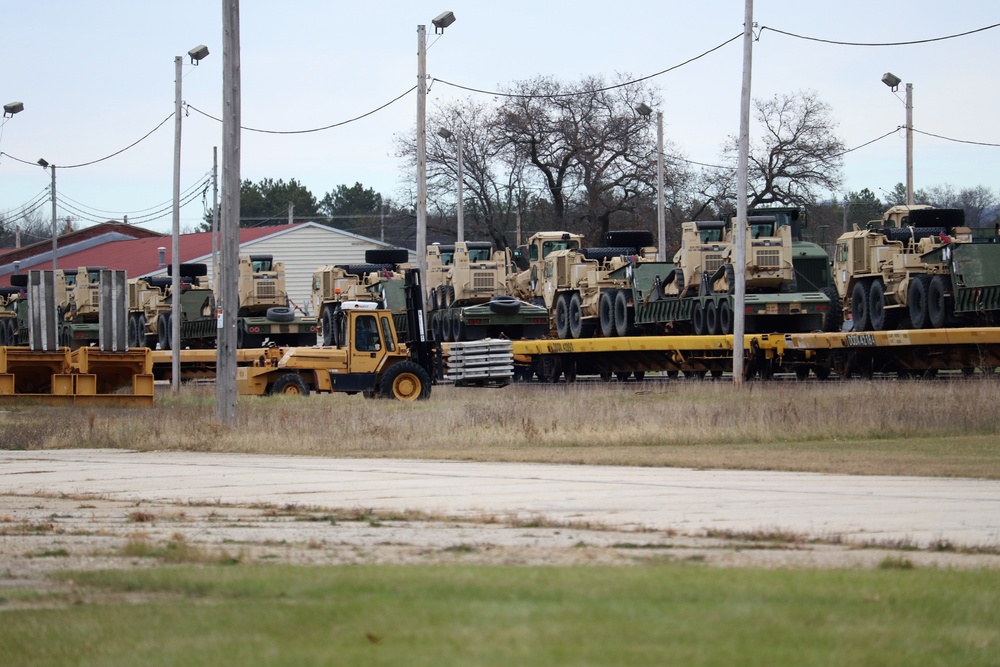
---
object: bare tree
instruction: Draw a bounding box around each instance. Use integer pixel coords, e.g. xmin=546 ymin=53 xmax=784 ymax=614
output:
xmin=707 ymin=90 xmax=845 ymax=213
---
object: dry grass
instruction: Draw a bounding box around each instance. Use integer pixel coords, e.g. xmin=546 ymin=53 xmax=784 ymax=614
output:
xmin=1 ymin=378 xmax=998 ymax=477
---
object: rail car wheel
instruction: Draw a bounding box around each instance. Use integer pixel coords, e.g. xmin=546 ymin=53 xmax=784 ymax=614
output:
xmin=599 ymin=290 xmax=617 ymax=337
xmin=633 ymin=371 xmax=646 ymax=381
xmin=795 ymin=366 xmax=810 ymax=381
xmin=270 ymin=373 xmax=310 ymax=396
xmin=718 ymin=299 xmax=733 ymax=335
xmin=850 ymin=280 xmax=871 ymax=331
xmin=615 ymin=372 xmax=630 ymax=381
xmin=692 ymin=301 xmax=707 ymax=336
xmin=868 ymin=279 xmax=888 ymax=331
xmin=908 ymin=275 xmax=932 ymax=329
xmin=568 ymin=293 xmax=584 ymax=339
xmin=928 ymin=275 xmax=952 ymax=329
xmin=599 ymin=372 xmax=613 ymax=382
xmin=378 ymin=361 xmax=431 ymax=401
xmin=705 ymin=300 xmax=719 ymax=335
xmin=555 ymin=294 xmax=571 ymax=339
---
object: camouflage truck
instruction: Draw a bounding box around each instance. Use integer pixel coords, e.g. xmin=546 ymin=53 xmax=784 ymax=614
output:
xmin=234 ymin=254 xmax=318 ymax=348
xmin=832 ymin=205 xmax=1000 ymax=330
xmin=127 ymin=263 xmax=215 ymax=349
xmin=425 ymin=241 xmax=548 ymax=342
xmin=56 ymin=266 xmax=105 ymax=349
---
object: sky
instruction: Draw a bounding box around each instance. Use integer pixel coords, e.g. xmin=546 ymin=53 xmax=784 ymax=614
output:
xmin=1 ymin=1 xmax=997 ymax=237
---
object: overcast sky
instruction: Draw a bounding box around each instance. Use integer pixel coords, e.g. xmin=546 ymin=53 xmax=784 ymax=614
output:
xmin=1 ymin=1 xmax=997 ymax=236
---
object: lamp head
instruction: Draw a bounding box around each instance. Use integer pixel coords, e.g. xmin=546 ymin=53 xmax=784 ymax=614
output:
xmin=37 ymin=158 xmax=49 ymax=168
xmin=3 ymin=101 xmax=24 ymax=118
xmin=188 ymin=44 xmax=210 ymax=65
xmin=432 ymin=11 xmax=456 ymax=34
xmin=881 ymin=72 xmax=901 ymax=92
xmin=437 ymin=127 xmax=453 ymax=140
xmin=635 ymin=102 xmax=653 ymax=117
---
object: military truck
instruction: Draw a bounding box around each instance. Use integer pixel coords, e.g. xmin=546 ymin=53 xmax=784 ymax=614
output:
xmin=127 ymin=263 xmax=215 ymax=349
xmin=832 ymin=205 xmax=1000 ymax=330
xmin=507 ymin=230 xmax=657 ymax=339
xmin=237 ymin=269 xmax=438 ymax=400
xmin=56 ymin=267 xmax=105 ymax=349
xmin=425 ymin=241 xmax=548 ymax=342
xmin=0 ymin=277 xmax=26 ymax=346
xmin=311 ymin=249 xmax=410 ymax=346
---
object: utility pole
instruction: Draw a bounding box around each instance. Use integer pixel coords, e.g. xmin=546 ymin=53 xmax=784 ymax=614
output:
xmin=732 ymin=0 xmax=754 ymax=386
xmin=171 ymin=54 xmax=183 ymax=392
xmin=655 ymin=111 xmax=665 ymax=260
xmin=415 ymin=23 xmax=428 ymax=280
xmin=217 ymin=0 xmax=241 ymax=426
xmin=49 ymin=164 xmax=57 ymax=271
xmin=905 ymin=82 xmax=914 ymax=206
xmin=456 ymin=133 xmax=464 ymax=243
xmin=211 ymin=146 xmax=219 ymax=288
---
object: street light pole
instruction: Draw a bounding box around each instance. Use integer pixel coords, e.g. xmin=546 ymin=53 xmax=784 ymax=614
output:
xmin=881 ymin=72 xmax=913 ymax=206
xmin=732 ymin=0 xmax=755 ymax=386
xmin=37 ymin=159 xmax=57 ymax=271
xmin=635 ymin=103 xmax=666 ymax=260
xmin=416 ymin=24 xmax=428 ymax=280
xmin=437 ymin=127 xmax=464 ymax=243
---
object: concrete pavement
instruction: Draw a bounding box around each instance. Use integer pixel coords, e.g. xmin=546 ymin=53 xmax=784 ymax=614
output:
xmin=2 ymin=449 xmax=999 ymax=547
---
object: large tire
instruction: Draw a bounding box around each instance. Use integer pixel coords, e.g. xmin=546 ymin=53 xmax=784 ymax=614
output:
xmin=430 ymin=311 xmax=442 ymax=341
xmin=928 ymin=275 xmax=952 ymax=329
xmin=718 ymin=299 xmax=733 ymax=335
xmin=442 ymin=285 xmax=455 ymax=309
xmin=705 ymin=300 xmax=719 ymax=335
xmin=820 ymin=286 xmax=842 ymax=332
xmin=692 ymin=301 xmax=707 ymax=336
xmin=851 ymin=280 xmax=871 ymax=331
xmin=378 ymin=361 xmax=431 ymax=401
xmin=266 ymin=306 xmax=295 ymax=323
xmin=613 ymin=289 xmax=635 ymax=337
xmin=441 ymin=308 xmax=453 ymax=342
xmin=674 ymin=268 xmax=685 ymax=294
xmin=580 ymin=247 xmax=635 ymax=262
xmin=168 ymin=262 xmax=208 ymax=277
xmin=365 ymin=248 xmax=409 ymax=265
xmin=321 ymin=307 xmax=336 ymax=346
xmin=868 ymin=279 xmax=888 ymax=331
xmin=908 ymin=275 xmax=932 ymax=329
xmin=599 ymin=290 xmax=617 ymax=337
xmin=452 ymin=310 xmax=465 ymax=342
xmin=488 ymin=295 xmax=521 ymax=315
xmin=568 ymin=292 xmax=584 ymax=339
xmin=270 ymin=372 xmax=310 ymax=396
xmin=604 ymin=230 xmax=655 ymax=250
xmin=555 ymin=294 xmax=570 ymax=339
xmin=157 ymin=313 xmax=171 ymax=350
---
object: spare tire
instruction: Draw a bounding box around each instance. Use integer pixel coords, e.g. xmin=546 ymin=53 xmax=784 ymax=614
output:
xmin=9 ymin=274 xmax=28 ymax=288
xmin=604 ymin=230 xmax=655 ymax=249
xmin=339 ymin=263 xmax=394 ymax=277
xmin=488 ymin=295 xmax=521 ymax=315
xmin=168 ymin=263 xmax=208 ymax=277
xmin=147 ymin=277 xmax=173 ymax=290
xmin=365 ymin=248 xmax=410 ymax=265
xmin=581 ymin=247 xmax=636 ymax=262
xmin=266 ymin=306 xmax=295 ymax=323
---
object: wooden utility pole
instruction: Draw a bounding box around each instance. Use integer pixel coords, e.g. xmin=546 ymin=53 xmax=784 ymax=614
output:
xmin=732 ymin=0 xmax=754 ymax=386
xmin=217 ymin=0 xmax=241 ymax=425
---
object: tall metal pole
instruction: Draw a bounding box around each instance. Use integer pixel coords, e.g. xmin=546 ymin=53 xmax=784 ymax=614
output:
xmin=171 ymin=55 xmax=183 ymax=392
xmin=456 ymin=133 xmax=465 ymax=243
xmin=211 ymin=146 xmax=219 ymax=285
xmin=655 ymin=111 xmax=665 ymax=260
xmin=415 ymin=24 xmax=428 ymax=281
xmin=905 ymin=82 xmax=913 ymax=206
xmin=49 ymin=165 xmax=57 ymax=271
xmin=217 ymin=0 xmax=241 ymax=426
xmin=732 ymin=0 xmax=754 ymax=386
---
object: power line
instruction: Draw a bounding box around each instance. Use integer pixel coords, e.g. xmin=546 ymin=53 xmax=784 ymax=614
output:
xmin=758 ymin=22 xmax=1000 ymax=47
xmin=58 ymin=170 xmax=212 ymax=217
xmin=186 ymin=85 xmax=417 ymax=135
xmin=912 ymin=128 xmax=1000 ymax=148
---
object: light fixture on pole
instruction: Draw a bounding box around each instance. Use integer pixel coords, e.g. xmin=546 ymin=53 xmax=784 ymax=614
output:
xmin=171 ymin=44 xmax=210 ymax=392
xmin=417 ymin=11 xmax=456 ymax=282
xmin=882 ymin=71 xmax=913 ymax=206
xmin=3 ymin=101 xmax=24 ymax=118
xmin=437 ymin=127 xmax=465 ymax=243
xmin=636 ymin=102 xmax=665 ymax=260
xmin=37 ymin=158 xmax=58 ymax=272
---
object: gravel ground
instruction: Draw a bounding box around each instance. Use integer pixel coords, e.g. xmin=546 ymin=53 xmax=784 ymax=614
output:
xmin=3 ymin=492 xmax=999 ymax=602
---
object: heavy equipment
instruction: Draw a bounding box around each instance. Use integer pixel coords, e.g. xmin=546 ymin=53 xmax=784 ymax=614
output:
xmin=831 ymin=205 xmax=1000 ymax=330
xmin=237 ymin=269 xmax=438 ymax=400
xmin=56 ymin=267 xmax=106 ymax=349
xmin=127 ymin=263 xmax=215 ymax=349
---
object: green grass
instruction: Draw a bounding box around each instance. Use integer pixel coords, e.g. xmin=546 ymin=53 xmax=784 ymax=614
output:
xmin=1 ymin=565 xmax=997 ymax=666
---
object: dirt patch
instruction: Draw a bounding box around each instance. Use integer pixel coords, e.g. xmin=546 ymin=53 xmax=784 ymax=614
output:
xmin=3 ymin=492 xmax=999 ymax=602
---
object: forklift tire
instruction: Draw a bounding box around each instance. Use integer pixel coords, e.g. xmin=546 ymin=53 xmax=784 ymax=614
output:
xmin=266 ymin=306 xmax=295 ymax=323
xmin=378 ymin=361 xmax=431 ymax=401
xmin=270 ymin=373 xmax=310 ymax=396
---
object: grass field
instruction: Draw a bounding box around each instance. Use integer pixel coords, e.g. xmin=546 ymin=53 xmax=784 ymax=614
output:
xmin=2 ymin=378 xmax=999 ymax=477
xmin=1 ymin=565 xmax=998 ymax=666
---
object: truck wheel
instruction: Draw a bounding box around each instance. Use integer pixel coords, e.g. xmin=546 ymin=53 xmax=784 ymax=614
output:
xmin=441 ymin=308 xmax=453 ymax=342
xmin=908 ymin=275 xmax=931 ymax=329
xmin=613 ymin=290 xmax=636 ymax=337
xmin=555 ymin=294 xmax=570 ymax=339
xmin=692 ymin=301 xmax=707 ymax=336
xmin=599 ymin=290 xmax=617 ymax=337
xmin=568 ymin=293 xmax=584 ymax=339
xmin=452 ymin=311 xmax=465 ymax=341
xmin=851 ymin=280 xmax=871 ymax=331
xmin=718 ymin=299 xmax=733 ymax=335
xmin=443 ymin=285 xmax=455 ymax=308
xmin=157 ymin=313 xmax=171 ymax=350
xmin=430 ymin=311 xmax=442 ymax=341
xmin=270 ymin=373 xmax=310 ymax=396
xmin=820 ymin=287 xmax=842 ymax=332
xmin=674 ymin=268 xmax=685 ymax=295
xmin=868 ymin=279 xmax=888 ymax=331
xmin=266 ymin=306 xmax=295 ymax=323
xmin=365 ymin=248 xmax=409 ymax=265
xmin=321 ymin=308 xmax=335 ymax=346
xmin=379 ymin=361 xmax=431 ymax=401
xmin=705 ymin=300 xmax=719 ymax=335
xmin=928 ymin=275 xmax=952 ymax=329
